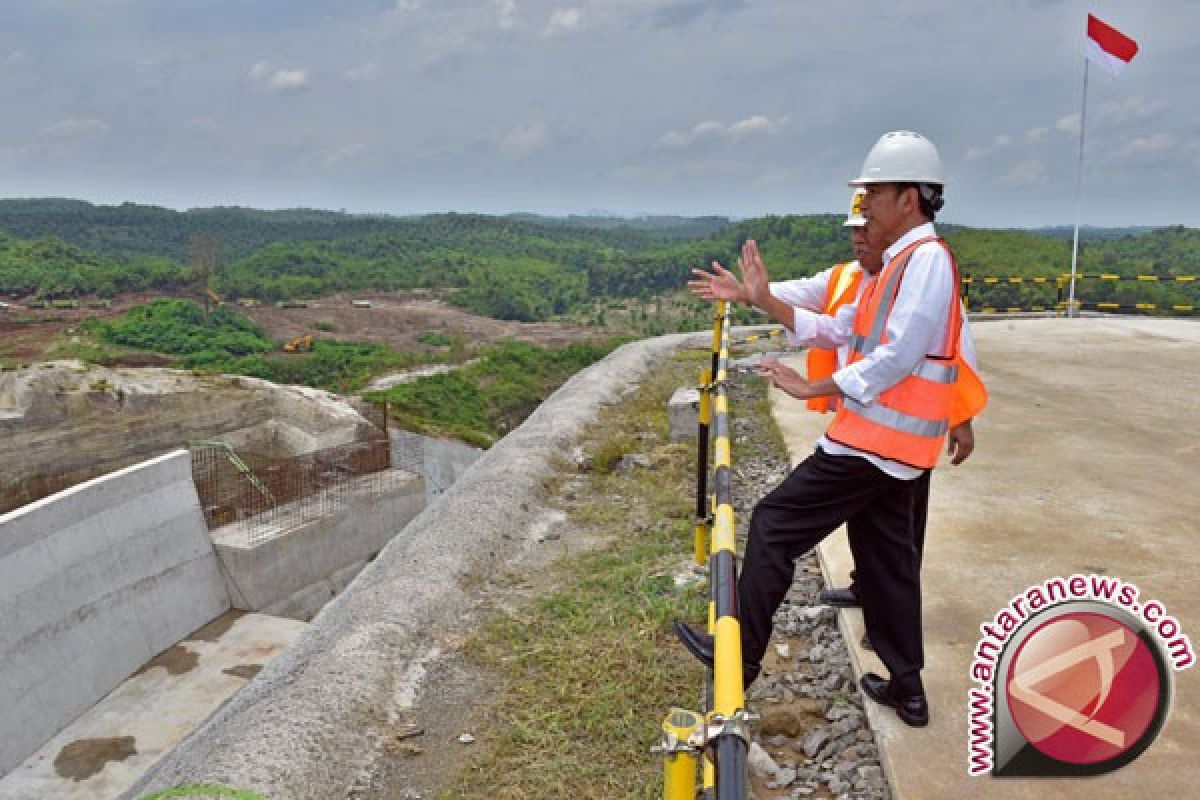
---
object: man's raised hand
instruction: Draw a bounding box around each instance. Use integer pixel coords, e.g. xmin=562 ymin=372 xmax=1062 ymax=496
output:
xmin=740 ymin=239 xmax=770 ymax=305
xmin=687 ymin=260 xmax=746 ymax=303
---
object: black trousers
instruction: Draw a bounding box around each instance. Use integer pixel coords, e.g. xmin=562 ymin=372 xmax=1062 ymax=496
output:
xmin=738 ymin=447 xmax=926 ymax=696
xmin=848 ymin=468 xmax=931 ymax=591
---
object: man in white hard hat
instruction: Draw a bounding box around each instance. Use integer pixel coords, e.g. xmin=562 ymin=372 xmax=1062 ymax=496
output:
xmin=676 ymin=131 xmax=987 ymax=727
xmin=687 ymin=189 xmax=981 ymax=635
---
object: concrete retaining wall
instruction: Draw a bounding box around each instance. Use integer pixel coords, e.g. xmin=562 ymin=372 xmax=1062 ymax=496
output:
xmin=389 ymin=430 xmax=483 ymax=502
xmin=0 ymin=451 xmax=230 ymax=776
xmin=211 ymin=470 xmax=426 ymax=621
xmin=127 ymin=331 xmax=712 ymax=800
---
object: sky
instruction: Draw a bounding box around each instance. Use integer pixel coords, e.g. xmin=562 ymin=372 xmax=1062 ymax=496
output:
xmin=0 ymin=0 xmax=1192 ymax=227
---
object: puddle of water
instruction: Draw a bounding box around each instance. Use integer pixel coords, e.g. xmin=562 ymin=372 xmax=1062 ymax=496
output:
xmin=53 ymin=736 xmax=137 ymax=781
xmin=222 ymin=664 xmax=264 ymax=680
xmin=135 ymin=644 xmax=199 ymax=676
xmin=186 ymin=610 xmax=247 ymax=643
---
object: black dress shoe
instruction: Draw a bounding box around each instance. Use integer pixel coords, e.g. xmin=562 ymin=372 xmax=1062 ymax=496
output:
xmin=859 ymin=672 xmax=929 ymax=727
xmin=671 ymin=620 xmax=762 ymax=686
xmin=817 ymin=587 xmax=861 ymax=608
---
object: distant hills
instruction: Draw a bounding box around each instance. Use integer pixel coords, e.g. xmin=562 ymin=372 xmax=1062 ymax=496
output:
xmin=0 ymin=199 xmax=1195 ymax=319
xmin=1026 ymin=225 xmax=1164 ymax=241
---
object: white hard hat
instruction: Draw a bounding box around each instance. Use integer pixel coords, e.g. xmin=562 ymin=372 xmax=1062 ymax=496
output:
xmin=843 ymin=188 xmax=867 ymax=227
xmin=849 ymin=130 xmax=945 ymax=186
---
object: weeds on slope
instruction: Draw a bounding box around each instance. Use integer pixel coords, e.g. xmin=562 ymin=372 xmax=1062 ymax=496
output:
xmin=441 ymin=349 xmax=735 ymax=800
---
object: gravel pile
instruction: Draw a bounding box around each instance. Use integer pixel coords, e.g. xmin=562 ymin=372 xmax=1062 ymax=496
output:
xmin=726 ymin=377 xmax=891 ymax=800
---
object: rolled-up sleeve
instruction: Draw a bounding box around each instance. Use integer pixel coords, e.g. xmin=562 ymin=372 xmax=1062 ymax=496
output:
xmin=786 ymin=303 xmax=856 ymax=349
xmin=769 ymin=270 xmax=830 ymax=313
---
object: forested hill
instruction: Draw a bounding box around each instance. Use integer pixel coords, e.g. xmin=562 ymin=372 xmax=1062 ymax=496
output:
xmin=0 ymin=201 xmax=1195 ymax=318
xmin=0 ymin=199 xmax=729 ymax=262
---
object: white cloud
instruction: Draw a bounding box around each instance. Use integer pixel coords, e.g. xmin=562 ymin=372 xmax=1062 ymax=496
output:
xmin=998 ymin=158 xmax=1049 ymax=187
xmin=1055 ymin=113 xmax=1082 ymax=136
xmin=544 ymin=7 xmax=582 ymax=36
xmin=965 ymin=133 xmax=1014 ymax=161
xmin=728 ymin=115 xmax=781 ymax=139
xmin=2 ymin=50 xmax=28 ymax=67
xmin=248 ymin=62 xmax=311 ymax=93
xmin=1025 ymin=126 xmax=1050 ymax=142
xmin=267 ymin=69 xmax=310 ymax=92
xmin=1096 ymin=95 xmax=1165 ymax=124
xmin=657 ymin=115 xmax=783 ymax=148
xmin=501 ymin=122 xmax=549 ymax=159
xmin=496 ymin=0 xmax=518 ymax=30
xmin=1111 ymin=133 xmax=1174 ymax=160
xmin=43 ymin=118 xmax=110 ymax=139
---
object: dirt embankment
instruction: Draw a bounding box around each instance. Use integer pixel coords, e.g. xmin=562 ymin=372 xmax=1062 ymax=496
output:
xmin=0 ymin=290 xmax=605 ymax=367
xmin=239 ymin=292 xmax=602 ymax=354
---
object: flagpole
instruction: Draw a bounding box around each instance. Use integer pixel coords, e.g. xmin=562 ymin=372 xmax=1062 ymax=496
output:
xmin=1067 ymin=57 xmax=1090 ymax=319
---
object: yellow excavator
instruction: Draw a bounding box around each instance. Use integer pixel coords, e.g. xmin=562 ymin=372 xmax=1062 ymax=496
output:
xmin=283 ymin=334 xmax=314 ymax=353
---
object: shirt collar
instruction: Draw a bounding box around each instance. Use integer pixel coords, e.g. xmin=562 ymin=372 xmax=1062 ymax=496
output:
xmin=884 ymin=222 xmax=938 ymax=264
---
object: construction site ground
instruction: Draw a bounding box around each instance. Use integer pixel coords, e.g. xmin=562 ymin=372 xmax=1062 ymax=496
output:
xmin=770 ymin=316 xmax=1200 ymax=798
xmin=0 ymin=290 xmax=601 ymax=368
xmin=239 ymin=291 xmax=599 ymax=353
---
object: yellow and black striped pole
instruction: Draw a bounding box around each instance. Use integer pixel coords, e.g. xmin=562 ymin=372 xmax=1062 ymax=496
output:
xmin=662 ymin=304 xmax=750 ymax=800
xmin=707 ymin=303 xmax=749 ymax=799
xmin=660 ymin=708 xmax=703 ymax=800
xmin=693 ymin=300 xmax=724 ymax=566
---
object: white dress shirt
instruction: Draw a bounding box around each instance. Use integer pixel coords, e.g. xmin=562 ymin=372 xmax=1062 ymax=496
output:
xmin=770 ymin=223 xmax=978 ymax=480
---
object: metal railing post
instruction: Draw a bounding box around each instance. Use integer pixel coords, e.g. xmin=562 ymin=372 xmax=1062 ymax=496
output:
xmin=707 ymin=304 xmax=749 ymax=800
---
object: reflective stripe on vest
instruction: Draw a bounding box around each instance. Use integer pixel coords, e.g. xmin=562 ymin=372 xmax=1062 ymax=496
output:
xmin=825 ymin=236 xmax=961 ymax=469
xmin=842 ymin=397 xmax=948 ymax=438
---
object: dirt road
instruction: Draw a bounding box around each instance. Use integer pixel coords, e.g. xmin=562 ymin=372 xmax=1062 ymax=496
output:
xmin=770 ymin=317 xmax=1200 ymax=799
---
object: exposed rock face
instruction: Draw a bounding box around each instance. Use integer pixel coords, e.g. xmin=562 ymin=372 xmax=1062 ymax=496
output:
xmin=0 ymin=361 xmax=376 ymax=513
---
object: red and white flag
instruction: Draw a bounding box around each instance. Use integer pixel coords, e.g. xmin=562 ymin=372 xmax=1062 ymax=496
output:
xmin=1086 ymin=13 xmax=1138 ymax=78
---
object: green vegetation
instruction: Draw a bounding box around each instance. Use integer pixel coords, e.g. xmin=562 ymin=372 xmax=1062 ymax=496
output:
xmin=0 ymin=230 xmax=185 ymax=299
xmin=217 ymin=340 xmax=439 ymax=394
xmin=441 ymin=353 xmax=710 ymax=799
xmin=368 ymin=339 xmax=625 ymax=447
xmin=416 ymin=331 xmax=455 ymax=346
xmin=0 ymin=203 xmax=1196 ymax=319
xmin=89 ymin=299 xmax=274 ymax=360
xmin=86 ymin=299 xmax=441 ymax=393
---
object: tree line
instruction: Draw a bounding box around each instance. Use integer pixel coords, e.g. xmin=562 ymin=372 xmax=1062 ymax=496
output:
xmin=0 ymin=203 xmax=1196 ymax=318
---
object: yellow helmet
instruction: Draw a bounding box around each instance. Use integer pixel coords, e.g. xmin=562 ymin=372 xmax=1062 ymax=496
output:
xmin=843 ymin=188 xmax=867 ymax=227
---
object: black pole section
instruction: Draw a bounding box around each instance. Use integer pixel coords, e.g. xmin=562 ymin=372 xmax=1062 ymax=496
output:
xmin=714 ymin=736 xmax=748 ymax=800
xmin=696 ymin=410 xmax=710 ymax=521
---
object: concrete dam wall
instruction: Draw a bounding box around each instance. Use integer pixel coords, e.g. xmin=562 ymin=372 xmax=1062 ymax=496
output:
xmin=0 ymin=451 xmax=230 ymax=776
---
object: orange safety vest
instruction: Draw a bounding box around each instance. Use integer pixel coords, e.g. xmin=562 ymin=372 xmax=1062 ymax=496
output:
xmin=824 ymin=237 xmax=987 ymax=469
xmin=806 ymin=261 xmax=863 ymax=413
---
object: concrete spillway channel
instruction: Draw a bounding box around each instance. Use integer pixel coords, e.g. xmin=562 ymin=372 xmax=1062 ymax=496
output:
xmin=123 ymin=332 xmax=709 ymax=800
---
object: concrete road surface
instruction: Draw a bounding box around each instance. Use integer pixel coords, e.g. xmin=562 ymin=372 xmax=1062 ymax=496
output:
xmin=768 ymin=317 xmax=1199 ymax=799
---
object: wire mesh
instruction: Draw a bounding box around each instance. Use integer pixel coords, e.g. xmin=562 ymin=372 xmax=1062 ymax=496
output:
xmin=189 ymin=405 xmax=409 ymax=545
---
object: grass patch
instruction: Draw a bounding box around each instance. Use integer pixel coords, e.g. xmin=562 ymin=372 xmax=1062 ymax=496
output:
xmin=369 ymin=339 xmax=628 ymax=448
xmin=440 ymin=349 xmax=716 ymax=800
